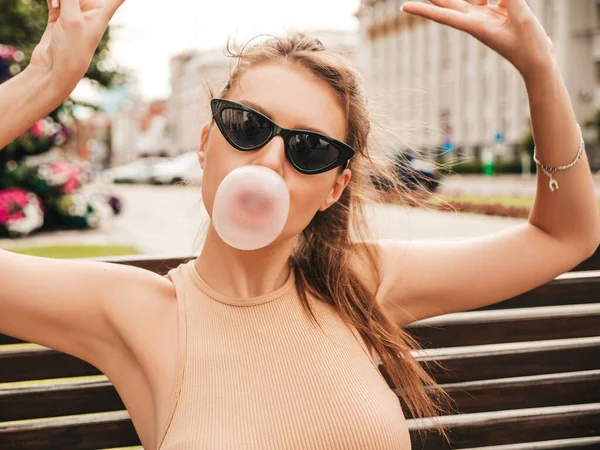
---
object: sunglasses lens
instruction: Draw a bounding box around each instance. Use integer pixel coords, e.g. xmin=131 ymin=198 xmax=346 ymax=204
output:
xmin=288 ymin=133 xmax=340 ymax=172
xmin=220 ymin=108 xmax=272 ymax=149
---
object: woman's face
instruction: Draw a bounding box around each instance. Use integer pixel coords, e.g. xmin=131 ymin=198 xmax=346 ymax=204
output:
xmin=198 ymin=62 xmax=352 ymax=244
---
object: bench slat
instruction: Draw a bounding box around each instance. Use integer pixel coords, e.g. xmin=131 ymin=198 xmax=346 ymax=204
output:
xmin=380 ymin=337 xmax=600 ymax=386
xmin=437 ymin=370 xmax=600 ymax=416
xmin=94 ymin=254 xmax=193 ymax=274
xmin=415 ymin=337 xmax=600 ymax=384
xmin=479 ymin=273 xmax=600 ymax=310
xmin=407 ymin=304 xmax=600 ymax=348
xmin=0 ymin=348 xmax=101 ymax=383
xmin=0 ymin=412 xmax=140 ymax=450
xmin=460 ymin=436 xmax=600 ymax=449
xmin=409 ymin=403 xmax=600 ymax=449
xmin=0 ymin=379 xmax=123 ymax=421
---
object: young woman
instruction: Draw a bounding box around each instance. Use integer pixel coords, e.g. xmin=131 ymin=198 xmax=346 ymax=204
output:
xmin=1 ymin=0 xmax=598 ymax=449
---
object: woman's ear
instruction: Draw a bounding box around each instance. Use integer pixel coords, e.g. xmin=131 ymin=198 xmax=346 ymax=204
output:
xmin=319 ymin=168 xmax=352 ymax=212
xmin=198 ymin=122 xmax=211 ymax=169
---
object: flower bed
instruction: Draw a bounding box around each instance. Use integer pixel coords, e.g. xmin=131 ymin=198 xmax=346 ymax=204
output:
xmin=379 ymin=192 xmax=532 ymax=219
xmin=433 ymin=200 xmax=531 ymax=219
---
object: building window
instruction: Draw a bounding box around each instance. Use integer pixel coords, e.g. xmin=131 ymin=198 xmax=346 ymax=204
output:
xmin=596 ymin=61 xmax=600 ymax=83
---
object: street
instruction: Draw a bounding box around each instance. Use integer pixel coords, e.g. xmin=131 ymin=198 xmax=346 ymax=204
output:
xmin=0 ymin=183 xmax=525 ymax=255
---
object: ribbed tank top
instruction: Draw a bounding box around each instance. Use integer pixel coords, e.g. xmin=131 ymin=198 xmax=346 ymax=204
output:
xmin=157 ymin=259 xmax=411 ymax=449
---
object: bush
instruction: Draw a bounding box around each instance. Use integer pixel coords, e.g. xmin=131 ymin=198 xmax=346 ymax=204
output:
xmin=441 ymin=160 xmax=482 ymax=174
xmin=442 ymin=158 xmax=536 ymax=175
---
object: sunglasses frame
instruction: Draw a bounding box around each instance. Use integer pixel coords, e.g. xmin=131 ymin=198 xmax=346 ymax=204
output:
xmin=210 ymin=98 xmax=355 ymax=175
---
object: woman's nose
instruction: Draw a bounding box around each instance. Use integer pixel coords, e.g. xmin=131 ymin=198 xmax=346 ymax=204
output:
xmin=254 ymin=136 xmax=286 ymax=175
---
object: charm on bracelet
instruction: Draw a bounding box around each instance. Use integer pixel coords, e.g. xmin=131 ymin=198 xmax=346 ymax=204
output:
xmin=533 ymin=123 xmax=585 ymax=193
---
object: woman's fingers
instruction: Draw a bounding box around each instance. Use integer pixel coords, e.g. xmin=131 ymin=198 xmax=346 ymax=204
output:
xmin=401 ymin=2 xmax=475 ymax=34
xmin=426 ymin=0 xmax=469 ymax=12
xmin=40 ymin=0 xmax=59 ymax=46
xmin=45 ymin=0 xmax=59 ymax=20
xmin=57 ymin=0 xmax=82 ymax=22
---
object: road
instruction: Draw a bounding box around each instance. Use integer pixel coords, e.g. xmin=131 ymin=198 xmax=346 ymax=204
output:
xmin=0 ymin=184 xmax=526 ymax=255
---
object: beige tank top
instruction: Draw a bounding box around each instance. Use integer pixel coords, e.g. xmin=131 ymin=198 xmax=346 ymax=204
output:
xmin=157 ymin=259 xmax=411 ymax=449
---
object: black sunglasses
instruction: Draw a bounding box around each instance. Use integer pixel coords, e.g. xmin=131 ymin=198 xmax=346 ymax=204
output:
xmin=210 ymin=98 xmax=355 ymax=175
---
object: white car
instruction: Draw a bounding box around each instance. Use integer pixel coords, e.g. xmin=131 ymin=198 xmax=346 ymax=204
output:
xmin=151 ymin=152 xmax=203 ymax=185
xmin=103 ymin=157 xmax=165 ymax=184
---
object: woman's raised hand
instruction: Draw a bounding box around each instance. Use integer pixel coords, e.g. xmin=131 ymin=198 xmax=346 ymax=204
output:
xmin=400 ymin=0 xmax=554 ymax=82
xmin=30 ymin=0 xmax=125 ymax=95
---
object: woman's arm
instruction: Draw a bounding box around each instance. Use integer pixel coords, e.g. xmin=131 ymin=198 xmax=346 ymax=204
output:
xmin=367 ymin=0 xmax=600 ymax=325
xmin=0 ymin=0 xmax=124 ymax=150
xmin=0 ymin=0 xmax=142 ymax=380
xmin=525 ymin=58 xmax=599 ymax=247
xmin=0 ymin=67 xmax=62 ymax=149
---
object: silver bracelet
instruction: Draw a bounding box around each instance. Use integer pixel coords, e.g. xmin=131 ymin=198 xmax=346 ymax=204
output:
xmin=532 ymin=123 xmax=585 ymax=192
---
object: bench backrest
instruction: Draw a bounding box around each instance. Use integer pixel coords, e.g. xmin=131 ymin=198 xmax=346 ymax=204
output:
xmin=1 ymin=249 xmax=600 ymax=449
xmin=404 ymin=270 xmax=600 ymax=448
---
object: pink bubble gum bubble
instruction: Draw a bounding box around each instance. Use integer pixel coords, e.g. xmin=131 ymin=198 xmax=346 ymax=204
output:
xmin=212 ymin=165 xmax=290 ymax=251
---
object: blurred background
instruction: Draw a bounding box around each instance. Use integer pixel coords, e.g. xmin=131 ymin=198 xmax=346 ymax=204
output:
xmin=2 ymin=0 xmax=600 ymax=258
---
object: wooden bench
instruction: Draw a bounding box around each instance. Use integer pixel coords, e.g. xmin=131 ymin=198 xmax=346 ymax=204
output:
xmin=1 ymin=250 xmax=600 ymax=450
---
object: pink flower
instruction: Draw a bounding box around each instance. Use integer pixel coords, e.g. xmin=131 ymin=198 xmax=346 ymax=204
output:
xmin=31 ymin=120 xmax=45 ymax=137
xmin=50 ymin=161 xmax=67 ymax=173
xmin=8 ymin=211 xmax=24 ymax=221
xmin=0 ymin=45 xmax=16 ymax=59
xmin=62 ymin=177 xmax=79 ymax=193
xmin=0 ymin=188 xmax=31 ymax=225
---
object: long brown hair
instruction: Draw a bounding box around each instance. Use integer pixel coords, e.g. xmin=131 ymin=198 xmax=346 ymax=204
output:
xmin=213 ymin=33 xmax=453 ymax=439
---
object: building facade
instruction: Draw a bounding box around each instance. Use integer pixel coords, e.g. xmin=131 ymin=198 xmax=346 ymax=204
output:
xmin=169 ymin=49 xmax=230 ymax=155
xmin=356 ymin=0 xmax=600 ymax=166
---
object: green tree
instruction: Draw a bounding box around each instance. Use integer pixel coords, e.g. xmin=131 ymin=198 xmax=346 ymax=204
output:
xmin=520 ymin=120 xmax=535 ymax=157
xmin=584 ymin=109 xmax=600 ymax=150
xmin=0 ymin=0 xmax=126 ymax=87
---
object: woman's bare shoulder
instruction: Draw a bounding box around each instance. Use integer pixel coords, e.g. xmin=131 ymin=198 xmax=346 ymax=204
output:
xmin=102 ymin=264 xmax=178 ymax=366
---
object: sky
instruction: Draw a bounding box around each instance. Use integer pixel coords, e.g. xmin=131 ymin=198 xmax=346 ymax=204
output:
xmin=107 ymin=0 xmax=361 ymax=100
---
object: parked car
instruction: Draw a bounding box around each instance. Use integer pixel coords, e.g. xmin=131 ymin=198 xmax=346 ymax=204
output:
xmin=373 ymin=153 xmax=442 ymax=193
xmin=102 ymin=157 xmax=165 ymax=184
xmin=150 ymin=152 xmax=203 ymax=185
